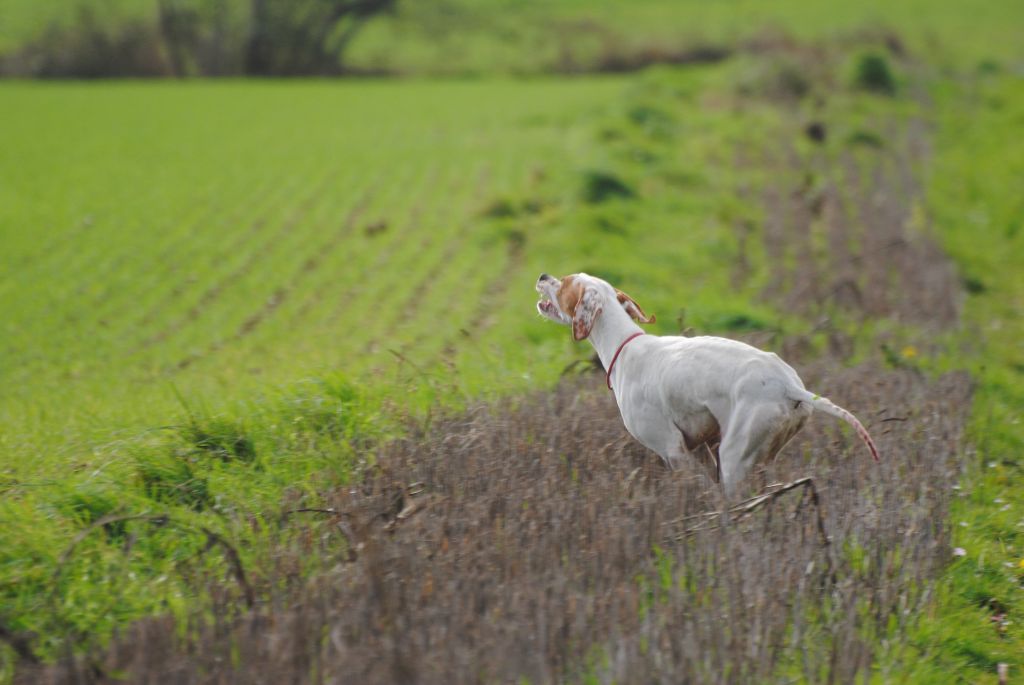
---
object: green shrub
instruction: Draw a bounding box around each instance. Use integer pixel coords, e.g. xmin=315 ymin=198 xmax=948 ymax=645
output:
xmin=702 ymin=311 xmax=773 ymax=332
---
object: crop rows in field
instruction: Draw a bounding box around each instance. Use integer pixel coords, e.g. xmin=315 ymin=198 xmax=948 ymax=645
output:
xmin=0 ymin=80 xmax=623 ymax=471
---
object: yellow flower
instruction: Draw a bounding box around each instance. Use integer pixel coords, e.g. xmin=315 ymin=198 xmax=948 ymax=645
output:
xmin=901 ymin=345 xmax=918 ymax=359
xmin=1018 ymin=558 xmax=1024 ymax=570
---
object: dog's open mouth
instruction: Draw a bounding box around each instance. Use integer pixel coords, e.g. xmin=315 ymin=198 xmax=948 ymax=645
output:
xmin=536 ymin=278 xmax=568 ymax=323
xmin=536 ymin=285 xmax=558 ymax=316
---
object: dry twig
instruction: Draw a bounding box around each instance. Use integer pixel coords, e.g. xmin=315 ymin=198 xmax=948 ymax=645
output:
xmin=51 ymin=513 xmax=254 ymax=610
xmin=665 ymin=477 xmax=829 ymax=549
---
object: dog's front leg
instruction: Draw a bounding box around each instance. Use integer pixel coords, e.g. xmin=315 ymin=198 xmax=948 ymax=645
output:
xmin=621 ymin=413 xmax=691 ymax=472
xmin=661 ymin=443 xmax=687 ymax=471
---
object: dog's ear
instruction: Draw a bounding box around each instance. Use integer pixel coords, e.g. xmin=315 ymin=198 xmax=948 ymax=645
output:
xmin=616 ymin=289 xmax=656 ymax=324
xmin=573 ymin=287 xmax=603 ymax=341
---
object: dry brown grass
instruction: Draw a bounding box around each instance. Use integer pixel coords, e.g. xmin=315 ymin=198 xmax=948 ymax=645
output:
xmin=23 ymin=360 xmax=970 ymax=683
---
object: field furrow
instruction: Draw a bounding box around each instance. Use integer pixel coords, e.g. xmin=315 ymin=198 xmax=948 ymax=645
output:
xmin=78 ymin=172 xmax=273 ymax=317
xmin=174 ymin=182 xmax=381 ymax=371
xmin=281 ymin=163 xmax=429 ymax=331
xmin=139 ymin=168 xmax=345 ymax=352
xmin=126 ymin=172 xmax=297 ymax=333
xmin=347 ymin=172 xmax=496 ymax=366
xmin=316 ymin=164 xmax=487 ymax=345
xmin=382 ymin=176 xmax=495 ymax=341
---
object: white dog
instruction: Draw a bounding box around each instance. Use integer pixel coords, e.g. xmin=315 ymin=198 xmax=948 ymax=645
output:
xmin=536 ymin=272 xmax=879 ymax=495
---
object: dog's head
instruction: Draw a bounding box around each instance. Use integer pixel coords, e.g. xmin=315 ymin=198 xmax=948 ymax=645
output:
xmin=535 ymin=272 xmax=655 ymax=341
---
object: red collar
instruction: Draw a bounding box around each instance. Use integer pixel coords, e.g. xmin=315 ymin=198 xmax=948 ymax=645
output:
xmin=606 ymin=332 xmax=645 ymax=390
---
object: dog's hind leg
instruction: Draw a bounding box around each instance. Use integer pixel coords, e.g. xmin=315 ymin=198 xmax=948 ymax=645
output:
xmin=718 ymin=404 xmax=798 ymax=497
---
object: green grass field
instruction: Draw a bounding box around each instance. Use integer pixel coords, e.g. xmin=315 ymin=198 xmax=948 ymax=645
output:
xmin=0 ymin=76 xmax=636 ymax=668
xmin=0 ymin=70 xmax=790 ymax=475
xmin=2 ymin=0 xmax=1024 ymax=681
xmin=0 ymin=78 xmax=620 ymax=455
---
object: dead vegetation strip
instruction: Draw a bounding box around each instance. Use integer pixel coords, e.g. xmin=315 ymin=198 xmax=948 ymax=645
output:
xmin=754 ymin=119 xmax=960 ymax=330
xmin=21 ymin=362 xmax=971 ymax=683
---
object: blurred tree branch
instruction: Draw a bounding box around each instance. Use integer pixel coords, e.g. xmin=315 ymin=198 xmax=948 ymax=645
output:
xmin=147 ymin=0 xmax=399 ymax=76
xmin=245 ymin=0 xmax=399 ymax=76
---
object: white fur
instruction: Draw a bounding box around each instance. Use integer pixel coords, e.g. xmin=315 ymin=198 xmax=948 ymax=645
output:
xmin=536 ymin=272 xmax=879 ymax=496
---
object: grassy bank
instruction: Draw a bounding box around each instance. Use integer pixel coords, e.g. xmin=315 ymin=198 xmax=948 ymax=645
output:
xmin=917 ymin=69 xmax=1024 ymax=679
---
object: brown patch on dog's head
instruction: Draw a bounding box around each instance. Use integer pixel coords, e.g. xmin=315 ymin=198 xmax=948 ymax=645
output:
xmin=557 ymin=275 xmax=584 ymax=318
xmin=562 ymin=277 xmax=603 ymax=341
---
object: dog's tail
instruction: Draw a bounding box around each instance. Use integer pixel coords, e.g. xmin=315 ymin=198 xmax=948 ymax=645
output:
xmin=788 ymin=388 xmax=880 ymax=462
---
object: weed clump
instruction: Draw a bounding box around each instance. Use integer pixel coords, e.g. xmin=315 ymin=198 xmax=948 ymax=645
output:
xmin=703 ymin=311 xmax=773 ymax=333
xmin=593 ymin=214 xmax=628 ymax=236
xmin=846 ymin=128 xmax=886 ymax=148
xmin=962 ymin=275 xmax=987 ymax=294
xmin=136 ymin=453 xmax=211 ymax=511
xmin=580 ymin=169 xmax=634 ymax=204
xmin=479 ymin=197 xmax=519 ymax=219
xmin=851 ymin=52 xmax=897 ymax=95
xmin=278 ymin=375 xmax=376 ymax=441
xmin=805 ymin=121 xmax=827 ymax=144
xmin=479 ymin=195 xmax=546 ymax=219
xmin=626 ymin=103 xmax=676 ymax=139
xmin=54 ymin=484 xmax=127 ymax=541
xmin=180 ymin=418 xmax=256 ymax=464
xmin=500 ymin=228 xmax=527 ymax=253
xmin=734 ymin=55 xmax=814 ymax=101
